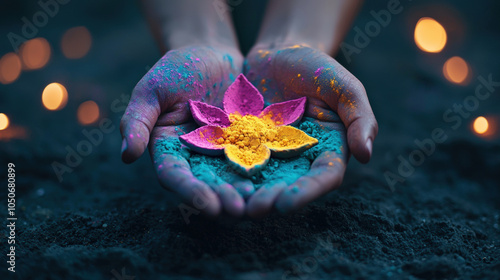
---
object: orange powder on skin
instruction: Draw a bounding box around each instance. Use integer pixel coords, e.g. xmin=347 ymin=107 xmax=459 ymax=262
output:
xmin=339 ymin=94 xmax=356 ymax=110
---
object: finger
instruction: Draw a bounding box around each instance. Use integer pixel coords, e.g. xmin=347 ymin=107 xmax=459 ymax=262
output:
xmin=156 ymin=102 xmax=193 ymax=126
xmin=151 ymin=125 xmax=221 ymax=216
xmin=270 ymin=47 xmax=378 ymax=163
xmin=120 ymin=84 xmax=162 ymax=163
xmin=229 ymin=175 xmax=256 ymax=200
xmin=275 ymin=151 xmax=346 ymax=213
xmin=334 ymin=77 xmax=378 ymax=164
xmin=307 ymin=61 xmax=377 ymax=163
xmin=195 ymin=168 xmax=245 ymax=217
xmin=246 ymin=181 xmax=288 ymax=219
xmin=155 ymin=153 xmax=221 ymax=216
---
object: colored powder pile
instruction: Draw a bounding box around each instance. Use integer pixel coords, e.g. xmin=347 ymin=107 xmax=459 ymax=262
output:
xmin=215 ymin=114 xmax=275 ymax=166
xmin=220 ymin=114 xmax=311 ymax=149
xmin=211 ymin=114 xmax=318 ymax=167
xmin=156 ymin=118 xmax=343 ymax=189
xmin=219 ymin=114 xmax=275 ymax=148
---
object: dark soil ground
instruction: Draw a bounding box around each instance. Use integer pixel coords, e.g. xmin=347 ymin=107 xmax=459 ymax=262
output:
xmin=1 ymin=0 xmax=499 ymax=279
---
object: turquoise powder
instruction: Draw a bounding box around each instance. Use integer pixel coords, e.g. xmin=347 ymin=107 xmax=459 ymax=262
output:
xmin=154 ymin=119 xmax=344 ymax=189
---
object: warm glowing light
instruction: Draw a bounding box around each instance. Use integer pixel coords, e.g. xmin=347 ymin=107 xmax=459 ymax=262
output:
xmin=473 ymin=116 xmax=489 ymax=135
xmin=20 ymin=38 xmax=51 ymax=70
xmin=61 ymin=26 xmax=92 ymax=59
xmin=0 ymin=125 xmax=28 ymax=141
xmin=443 ymin=56 xmax=469 ymax=84
xmin=77 ymin=101 xmax=100 ymax=125
xmin=0 ymin=53 xmax=22 ymax=84
xmin=42 ymin=83 xmax=68 ymax=111
xmin=414 ymin=17 xmax=447 ymax=53
xmin=0 ymin=113 xmax=9 ymax=130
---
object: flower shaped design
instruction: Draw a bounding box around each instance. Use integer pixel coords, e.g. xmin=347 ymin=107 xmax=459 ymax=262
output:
xmin=179 ymin=74 xmax=318 ymax=176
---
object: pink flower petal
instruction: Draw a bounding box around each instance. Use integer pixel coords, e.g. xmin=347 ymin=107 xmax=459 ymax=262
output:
xmin=223 ymin=74 xmax=264 ymax=116
xmin=179 ymin=126 xmax=225 ymax=156
xmin=189 ymin=100 xmax=231 ymax=127
xmin=259 ymin=97 xmax=307 ymax=126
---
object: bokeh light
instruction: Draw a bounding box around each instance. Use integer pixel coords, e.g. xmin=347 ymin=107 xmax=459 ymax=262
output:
xmin=473 ymin=116 xmax=489 ymax=135
xmin=61 ymin=26 xmax=92 ymax=59
xmin=0 ymin=53 xmax=22 ymax=84
xmin=77 ymin=101 xmax=100 ymax=125
xmin=414 ymin=17 xmax=447 ymax=53
xmin=443 ymin=56 xmax=470 ymax=85
xmin=20 ymin=38 xmax=51 ymax=70
xmin=42 ymin=83 xmax=68 ymax=111
xmin=0 ymin=113 xmax=9 ymax=130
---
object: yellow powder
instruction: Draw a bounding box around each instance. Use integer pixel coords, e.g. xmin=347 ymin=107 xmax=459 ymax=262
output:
xmin=225 ymin=144 xmax=269 ymax=167
xmin=211 ymin=114 xmax=274 ymax=166
xmin=221 ymin=114 xmax=274 ymax=144
xmin=209 ymin=114 xmax=317 ymax=167
xmin=265 ymin=126 xmax=318 ymax=150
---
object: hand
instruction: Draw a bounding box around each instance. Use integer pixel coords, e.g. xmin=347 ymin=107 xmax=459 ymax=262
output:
xmin=244 ymin=43 xmax=378 ymax=217
xmin=120 ymin=45 xmax=249 ymax=217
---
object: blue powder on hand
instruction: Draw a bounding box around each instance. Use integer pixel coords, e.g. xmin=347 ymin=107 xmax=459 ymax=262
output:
xmin=299 ymin=120 xmax=344 ymax=161
xmin=154 ymin=136 xmax=191 ymax=159
xmin=155 ymin=119 xmax=344 ymax=189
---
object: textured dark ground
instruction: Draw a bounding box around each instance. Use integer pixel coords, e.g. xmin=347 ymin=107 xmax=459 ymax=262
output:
xmin=1 ymin=0 xmax=499 ymax=279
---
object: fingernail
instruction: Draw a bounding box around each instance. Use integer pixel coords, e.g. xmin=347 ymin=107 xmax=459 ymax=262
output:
xmin=365 ymin=138 xmax=373 ymax=158
xmin=121 ymin=139 xmax=127 ymax=154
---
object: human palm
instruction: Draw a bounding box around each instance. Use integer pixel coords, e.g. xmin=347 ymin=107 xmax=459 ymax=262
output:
xmin=121 ymin=45 xmax=250 ymax=217
xmin=121 ymin=44 xmax=377 ymax=219
xmin=243 ymin=43 xmax=378 ymax=217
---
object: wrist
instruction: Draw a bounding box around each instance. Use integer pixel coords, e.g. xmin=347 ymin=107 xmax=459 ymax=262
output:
xmin=164 ymin=26 xmax=240 ymax=51
xmin=142 ymin=0 xmax=239 ymax=52
xmin=254 ymin=0 xmax=363 ymax=55
xmin=254 ymin=27 xmax=333 ymax=54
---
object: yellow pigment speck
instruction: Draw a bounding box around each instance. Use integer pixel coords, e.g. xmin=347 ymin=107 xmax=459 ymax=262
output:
xmin=286 ymin=44 xmax=305 ymax=49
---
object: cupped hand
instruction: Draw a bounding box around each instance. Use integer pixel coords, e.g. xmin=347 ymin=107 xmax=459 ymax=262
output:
xmin=120 ymin=45 xmax=249 ymax=217
xmin=244 ymin=43 xmax=378 ymax=217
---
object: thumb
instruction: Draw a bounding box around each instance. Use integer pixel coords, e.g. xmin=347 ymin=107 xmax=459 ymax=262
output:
xmin=335 ymin=74 xmax=378 ymax=163
xmin=120 ymin=86 xmax=162 ymax=163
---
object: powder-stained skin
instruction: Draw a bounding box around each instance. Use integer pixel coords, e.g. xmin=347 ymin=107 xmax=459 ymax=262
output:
xmin=243 ymin=43 xmax=376 ymax=215
xmin=156 ymin=119 xmax=344 ymax=189
xmin=122 ymin=46 xmax=247 ymax=217
xmin=121 ymin=41 xmax=377 ymax=217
